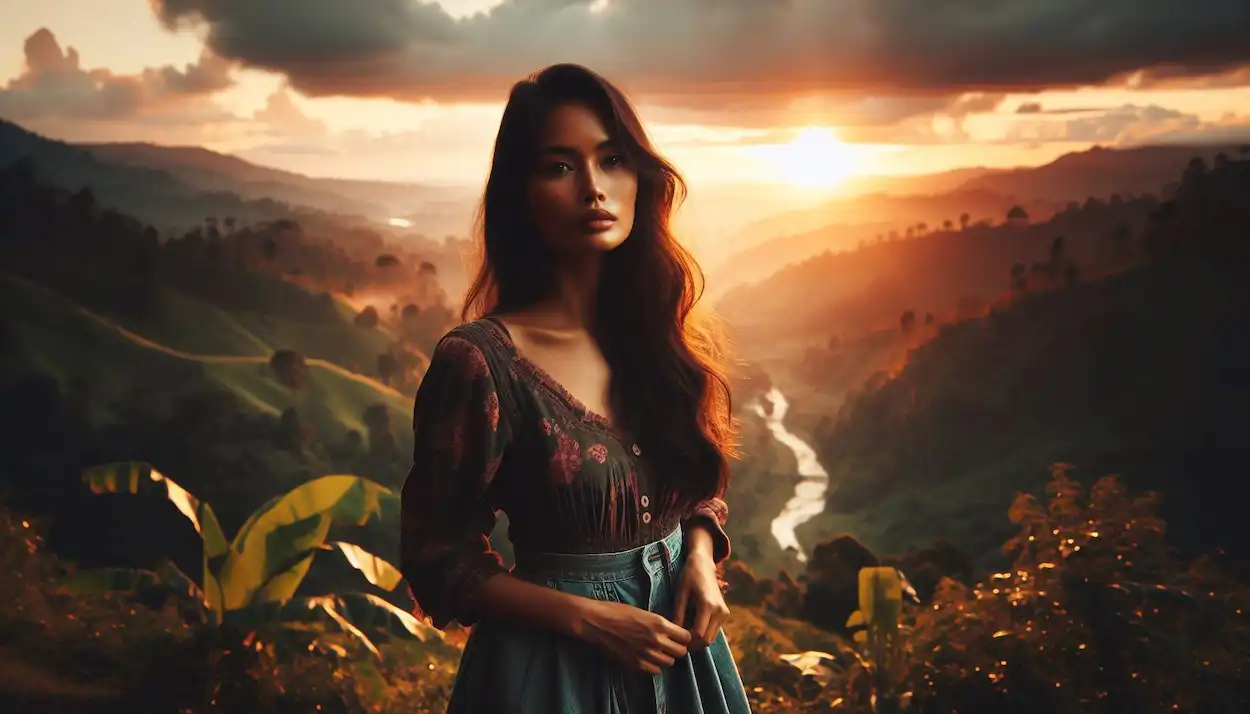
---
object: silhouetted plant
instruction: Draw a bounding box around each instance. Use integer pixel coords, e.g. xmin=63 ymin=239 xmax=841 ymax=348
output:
xmin=354 ymin=305 xmax=380 ymax=328
xmin=269 ymin=349 xmax=308 ymax=391
xmin=899 ymin=310 xmax=916 ymax=336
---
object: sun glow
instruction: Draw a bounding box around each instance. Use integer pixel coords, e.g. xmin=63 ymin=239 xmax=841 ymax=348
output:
xmin=746 ymin=127 xmax=874 ymax=189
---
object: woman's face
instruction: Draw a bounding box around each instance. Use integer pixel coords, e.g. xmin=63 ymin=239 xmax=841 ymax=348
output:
xmin=526 ymin=102 xmax=638 ymax=255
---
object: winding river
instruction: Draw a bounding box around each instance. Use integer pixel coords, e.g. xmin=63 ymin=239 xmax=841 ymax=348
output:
xmin=749 ymin=387 xmax=831 ymax=563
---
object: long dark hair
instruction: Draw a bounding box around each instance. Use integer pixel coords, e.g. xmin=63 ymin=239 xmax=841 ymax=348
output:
xmin=462 ymin=63 xmax=737 ymax=509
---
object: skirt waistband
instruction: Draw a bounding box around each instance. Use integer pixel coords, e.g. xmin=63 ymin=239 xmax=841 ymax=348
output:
xmin=512 ymin=526 xmax=684 ymax=583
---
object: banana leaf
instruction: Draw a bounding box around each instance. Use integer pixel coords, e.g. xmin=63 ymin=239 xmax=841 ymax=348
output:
xmin=220 ymin=476 xmax=397 ymax=608
xmin=230 ymin=475 xmax=397 ymax=554
xmin=83 ymin=461 xmax=228 ymax=614
xmin=858 ymin=566 xmax=903 ymax=628
xmin=235 ymin=513 xmax=331 ymax=609
xmin=333 ymin=541 xmax=404 ymax=592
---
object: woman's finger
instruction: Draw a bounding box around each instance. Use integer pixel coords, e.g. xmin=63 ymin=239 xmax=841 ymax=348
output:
xmin=705 ymin=603 xmax=729 ymax=646
xmin=645 ymin=648 xmax=676 ymax=669
xmin=690 ymin=600 xmax=713 ymax=649
xmin=672 ymin=579 xmax=690 ymax=629
xmin=658 ymin=633 xmax=688 ymax=660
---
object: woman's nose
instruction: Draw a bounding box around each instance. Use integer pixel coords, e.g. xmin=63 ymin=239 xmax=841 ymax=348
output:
xmin=582 ymin=169 xmax=606 ymax=204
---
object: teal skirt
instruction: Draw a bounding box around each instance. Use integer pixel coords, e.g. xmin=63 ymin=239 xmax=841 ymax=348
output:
xmin=447 ymin=526 xmax=753 ymax=714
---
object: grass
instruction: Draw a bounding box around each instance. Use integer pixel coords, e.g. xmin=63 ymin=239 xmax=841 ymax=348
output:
xmin=0 ymin=273 xmax=412 ymax=443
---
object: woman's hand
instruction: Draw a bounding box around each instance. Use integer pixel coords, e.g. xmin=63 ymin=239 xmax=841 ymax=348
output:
xmin=673 ymin=527 xmax=731 ymax=650
xmin=576 ymin=599 xmax=692 ymax=674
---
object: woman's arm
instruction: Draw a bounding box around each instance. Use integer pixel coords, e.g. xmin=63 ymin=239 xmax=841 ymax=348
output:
xmin=474 ymin=572 xmax=693 ymax=674
xmin=673 ymin=499 xmax=733 ymax=648
xmin=684 ymin=496 xmax=731 ymax=563
xmin=400 ymin=332 xmax=512 ymax=629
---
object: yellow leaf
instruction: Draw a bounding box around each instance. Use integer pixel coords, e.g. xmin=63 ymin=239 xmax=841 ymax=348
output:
xmin=82 ymin=461 xmax=228 ymax=611
xmin=221 ymin=476 xmax=396 ymax=610
xmin=334 ymin=542 xmax=404 ymax=592
xmin=226 ymin=513 xmax=331 ymax=609
xmin=858 ymin=567 xmax=902 ymax=618
xmin=846 ymin=610 xmax=866 ymax=628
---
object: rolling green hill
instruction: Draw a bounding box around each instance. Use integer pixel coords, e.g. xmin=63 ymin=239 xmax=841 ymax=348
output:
xmin=1 ymin=272 xmax=412 ymax=442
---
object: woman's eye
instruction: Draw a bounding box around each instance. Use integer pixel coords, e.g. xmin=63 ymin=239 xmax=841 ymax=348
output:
xmin=603 ymin=155 xmax=625 ymax=168
xmin=545 ymin=162 xmax=572 ymax=177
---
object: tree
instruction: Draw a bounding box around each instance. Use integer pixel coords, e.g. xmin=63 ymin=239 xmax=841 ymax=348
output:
xmin=899 ymin=310 xmax=916 ymax=335
xmin=276 ymin=407 xmax=306 ymax=452
xmin=269 ymin=349 xmax=308 ymax=391
xmin=354 ymin=306 xmax=379 ymax=328
xmin=1112 ymin=224 xmax=1133 ymax=261
xmin=261 ymin=235 xmax=278 ymax=262
xmin=1050 ymin=235 xmax=1066 ymax=262
xmin=377 ymin=353 xmax=398 ymax=385
xmin=942 ymin=219 xmax=953 ymax=232
xmin=959 ymin=213 xmax=970 ymax=230
xmin=376 ymin=254 xmax=401 ymax=269
xmin=363 ymin=404 xmax=397 ymax=458
xmin=1006 ymin=205 xmax=1029 ymax=225
xmin=69 ymin=186 xmax=97 ymax=222
xmin=1011 ymin=262 xmax=1028 ymax=292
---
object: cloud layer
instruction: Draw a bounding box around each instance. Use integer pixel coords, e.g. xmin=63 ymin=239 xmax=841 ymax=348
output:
xmin=149 ymin=0 xmax=1250 ymax=105
xmin=0 ymin=28 xmax=233 ymax=121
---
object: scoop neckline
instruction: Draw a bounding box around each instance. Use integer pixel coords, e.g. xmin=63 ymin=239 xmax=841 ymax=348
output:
xmin=479 ymin=315 xmax=625 ymax=437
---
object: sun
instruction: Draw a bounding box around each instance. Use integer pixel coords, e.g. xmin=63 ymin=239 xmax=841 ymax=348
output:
xmin=750 ymin=127 xmax=868 ymax=189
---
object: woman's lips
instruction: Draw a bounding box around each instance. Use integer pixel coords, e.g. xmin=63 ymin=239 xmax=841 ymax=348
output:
xmin=584 ymin=218 xmax=616 ymax=232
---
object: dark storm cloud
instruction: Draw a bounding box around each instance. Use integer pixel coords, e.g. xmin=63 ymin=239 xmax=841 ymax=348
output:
xmin=148 ymin=0 xmax=1250 ymax=106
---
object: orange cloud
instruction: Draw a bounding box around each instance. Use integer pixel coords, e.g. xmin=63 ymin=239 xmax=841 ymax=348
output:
xmin=0 ymin=28 xmax=234 ymax=121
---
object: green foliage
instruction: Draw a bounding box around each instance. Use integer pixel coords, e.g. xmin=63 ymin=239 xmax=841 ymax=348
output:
xmin=75 ymin=461 xmax=438 ymax=657
xmin=783 ymin=467 xmax=1250 ymax=713
xmin=0 ymin=502 xmax=373 ymax=714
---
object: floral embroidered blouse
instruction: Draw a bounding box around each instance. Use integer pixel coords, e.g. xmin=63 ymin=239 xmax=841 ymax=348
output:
xmin=399 ymin=317 xmax=731 ymax=630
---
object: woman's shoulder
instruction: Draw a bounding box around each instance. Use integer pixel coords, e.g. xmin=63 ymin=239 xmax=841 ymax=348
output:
xmin=429 ymin=318 xmax=514 ymax=373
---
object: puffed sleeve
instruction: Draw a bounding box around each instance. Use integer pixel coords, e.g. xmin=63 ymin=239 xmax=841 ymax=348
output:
xmin=684 ymin=497 xmax=731 ymax=564
xmin=399 ymin=331 xmax=511 ymax=630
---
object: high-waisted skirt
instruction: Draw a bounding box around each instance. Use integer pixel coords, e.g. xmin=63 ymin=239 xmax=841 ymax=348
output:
xmin=446 ymin=525 xmax=753 ymax=713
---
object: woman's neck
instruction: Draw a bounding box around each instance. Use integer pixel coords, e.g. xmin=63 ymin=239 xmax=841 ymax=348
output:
xmin=542 ymin=252 xmax=602 ymax=332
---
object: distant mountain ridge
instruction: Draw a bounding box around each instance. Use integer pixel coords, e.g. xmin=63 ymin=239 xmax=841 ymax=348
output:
xmin=711 ymin=142 xmax=1246 ymax=293
xmin=0 ymin=119 xmax=477 ymax=237
xmin=83 ymin=141 xmax=477 ymax=227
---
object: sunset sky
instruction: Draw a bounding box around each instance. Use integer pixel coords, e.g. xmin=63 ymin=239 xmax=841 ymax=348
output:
xmin=2 ymin=0 xmax=1249 ymax=191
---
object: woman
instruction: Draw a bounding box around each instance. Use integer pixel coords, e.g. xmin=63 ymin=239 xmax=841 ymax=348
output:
xmin=399 ymin=63 xmax=752 ymax=714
